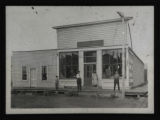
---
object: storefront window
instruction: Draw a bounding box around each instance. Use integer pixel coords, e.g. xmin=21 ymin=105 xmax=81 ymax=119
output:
xmin=59 ymin=52 xmax=78 ymax=79
xmin=102 ymin=49 xmax=123 ymax=78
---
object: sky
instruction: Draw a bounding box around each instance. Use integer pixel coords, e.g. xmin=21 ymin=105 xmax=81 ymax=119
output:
xmin=6 ymin=6 xmax=154 ymax=78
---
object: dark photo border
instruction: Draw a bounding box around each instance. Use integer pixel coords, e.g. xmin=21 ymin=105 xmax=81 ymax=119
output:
xmin=0 ymin=0 xmax=159 ymax=120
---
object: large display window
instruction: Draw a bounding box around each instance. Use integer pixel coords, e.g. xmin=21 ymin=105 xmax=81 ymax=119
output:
xmin=102 ymin=49 xmax=123 ymax=78
xmin=59 ymin=52 xmax=78 ymax=79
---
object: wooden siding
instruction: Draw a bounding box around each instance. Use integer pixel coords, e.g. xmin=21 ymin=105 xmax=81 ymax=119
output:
xmin=57 ymin=21 xmax=127 ymax=49
xmin=11 ymin=50 xmax=57 ymax=88
xmin=128 ymin=50 xmax=144 ymax=87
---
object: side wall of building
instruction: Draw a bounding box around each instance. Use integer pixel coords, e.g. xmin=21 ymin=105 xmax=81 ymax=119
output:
xmin=57 ymin=21 xmax=127 ymax=49
xmin=128 ymin=49 xmax=144 ymax=87
xmin=11 ymin=50 xmax=57 ymax=88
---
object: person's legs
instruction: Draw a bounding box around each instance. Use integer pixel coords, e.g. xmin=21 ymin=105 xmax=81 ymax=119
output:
xmin=77 ymin=80 xmax=79 ymax=92
xmin=79 ymin=79 xmax=82 ymax=91
xmin=114 ymin=81 xmax=116 ymax=91
xmin=56 ymin=83 xmax=58 ymax=90
xmin=78 ymin=78 xmax=81 ymax=91
xmin=80 ymin=82 xmax=82 ymax=91
xmin=78 ymin=83 xmax=80 ymax=91
xmin=56 ymin=85 xmax=57 ymax=90
xmin=116 ymin=82 xmax=118 ymax=90
xmin=117 ymin=81 xmax=120 ymax=91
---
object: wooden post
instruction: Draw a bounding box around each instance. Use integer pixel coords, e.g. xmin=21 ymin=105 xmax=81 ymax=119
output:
xmin=117 ymin=11 xmax=126 ymax=99
xmin=79 ymin=51 xmax=84 ymax=86
xmin=121 ymin=16 xmax=125 ymax=99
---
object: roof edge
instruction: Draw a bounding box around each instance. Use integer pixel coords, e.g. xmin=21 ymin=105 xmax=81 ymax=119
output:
xmin=12 ymin=48 xmax=58 ymax=53
xmin=12 ymin=45 xmax=126 ymax=54
xmin=52 ymin=17 xmax=133 ymax=29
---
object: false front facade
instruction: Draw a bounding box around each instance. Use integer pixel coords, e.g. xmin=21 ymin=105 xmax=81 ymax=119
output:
xmin=11 ymin=17 xmax=145 ymax=89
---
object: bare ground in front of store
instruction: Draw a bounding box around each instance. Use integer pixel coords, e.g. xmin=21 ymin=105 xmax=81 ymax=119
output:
xmin=11 ymin=93 xmax=148 ymax=108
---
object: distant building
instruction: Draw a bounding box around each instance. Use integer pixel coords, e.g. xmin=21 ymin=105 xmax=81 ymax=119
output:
xmin=11 ymin=17 xmax=145 ymax=89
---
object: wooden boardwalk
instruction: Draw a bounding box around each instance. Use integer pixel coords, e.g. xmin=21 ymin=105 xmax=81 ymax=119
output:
xmin=125 ymin=84 xmax=148 ymax=97
xmin=12 ymin=84 xmax=148 ymax=97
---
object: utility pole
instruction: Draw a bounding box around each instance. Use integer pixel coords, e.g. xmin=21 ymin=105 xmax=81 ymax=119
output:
xmin=117 ymin=11 xmax=125 ymax=99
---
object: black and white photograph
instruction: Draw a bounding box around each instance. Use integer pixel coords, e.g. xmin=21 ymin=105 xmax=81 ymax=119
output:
xmin=6 ymin=6 xmax=154 ymax=114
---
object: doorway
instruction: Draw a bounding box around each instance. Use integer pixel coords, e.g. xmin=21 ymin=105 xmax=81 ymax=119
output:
xmin=30 ymin=68 xmax=37 ymax=87
xmin=84 ymin=64 xmax=96 ymax=86
xmin=84 ymin=51 xmax=97 ymax=87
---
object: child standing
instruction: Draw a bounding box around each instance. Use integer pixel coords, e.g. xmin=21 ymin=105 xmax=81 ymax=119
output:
xmin=55 ymin=76 xmax=59 ymax=90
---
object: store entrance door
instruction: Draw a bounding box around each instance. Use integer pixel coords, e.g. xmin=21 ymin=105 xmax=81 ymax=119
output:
xmin=84 ymin=64 xmax=96 ymax=86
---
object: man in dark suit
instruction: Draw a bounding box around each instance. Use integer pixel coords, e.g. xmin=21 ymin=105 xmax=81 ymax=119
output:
xmin=76 ymin=71 xmax=82 ymax=92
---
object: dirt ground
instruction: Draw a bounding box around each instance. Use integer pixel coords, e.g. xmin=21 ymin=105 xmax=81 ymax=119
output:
xmin=11 ymin=93 xmax=148 ymax=108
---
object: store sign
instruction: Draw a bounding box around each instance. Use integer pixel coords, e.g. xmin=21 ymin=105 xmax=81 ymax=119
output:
xmin=77 ymin=40 xmax=104 ymax=48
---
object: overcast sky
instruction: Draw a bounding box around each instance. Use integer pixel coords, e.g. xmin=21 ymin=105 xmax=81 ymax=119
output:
xmin=6 ymin=6 xmax=154 ymax=74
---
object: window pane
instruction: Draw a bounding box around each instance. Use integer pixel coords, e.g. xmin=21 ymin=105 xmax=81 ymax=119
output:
xmin=117 ymin=49 xmax=122 ymax=63
xmin=66 ymin=66 xmax=72 ymax=78
xmin=72 ymin=52 xmax=78 ymax=65
xmin=110 ymin=50 xmax=118 ymax=64
xmin=118 ymin=64 xmax=122 ymax=76
xmin=22 ymin=66 xmax=27 ymax=80
xmin=60 ymin=68 xmax=66 ymax=79
xmin=42 ymin=66 xmax=47 ymax=80
xmin=84 ymin=56 xmax=96 ymax=63
xmin=84 ymin=51 xmax=96 ymax=57
xmin=60 ymin=53 xmax=66 ymax=65
xmin=102 ymin=53 xmax=110 ymax=64
xmin=112 ymin=64 xmax=118 ymax=75
xmin=84 ymin=51 xmax=96 ymax=63
xmin=103 ymin=65 xmax=111 ymax=78
xmin=72 ymin=66 xmax=78 ymax=77
xmin=66 ymin=53 xmax=72 ymax=65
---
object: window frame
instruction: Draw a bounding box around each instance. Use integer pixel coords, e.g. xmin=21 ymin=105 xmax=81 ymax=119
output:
xmin=84 ymin=51 xmax=97 ymax=63
xmin=59 ymin=51 xmax=79 ymax=79
xmin=102 ymin=48 xmax=124 ymax=79
xmin=22 ymin=66 xmax=27 ymax=80
xmin=41 ymin=66 xmax=48 ymax=80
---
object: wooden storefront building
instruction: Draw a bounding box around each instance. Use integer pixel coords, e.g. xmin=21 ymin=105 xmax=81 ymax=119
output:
xmin=11 ymin=17 xmax=145 ymax=90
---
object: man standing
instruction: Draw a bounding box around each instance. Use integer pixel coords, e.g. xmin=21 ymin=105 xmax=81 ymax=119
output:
xmin=114 ymin=71 xmax=120 ymax=91
xmin=76 ymin=71 xmax=82 ymax=92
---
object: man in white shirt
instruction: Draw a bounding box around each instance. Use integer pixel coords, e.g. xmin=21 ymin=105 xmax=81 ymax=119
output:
xmin=76 ymin=71 xmax=82 ymax=92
